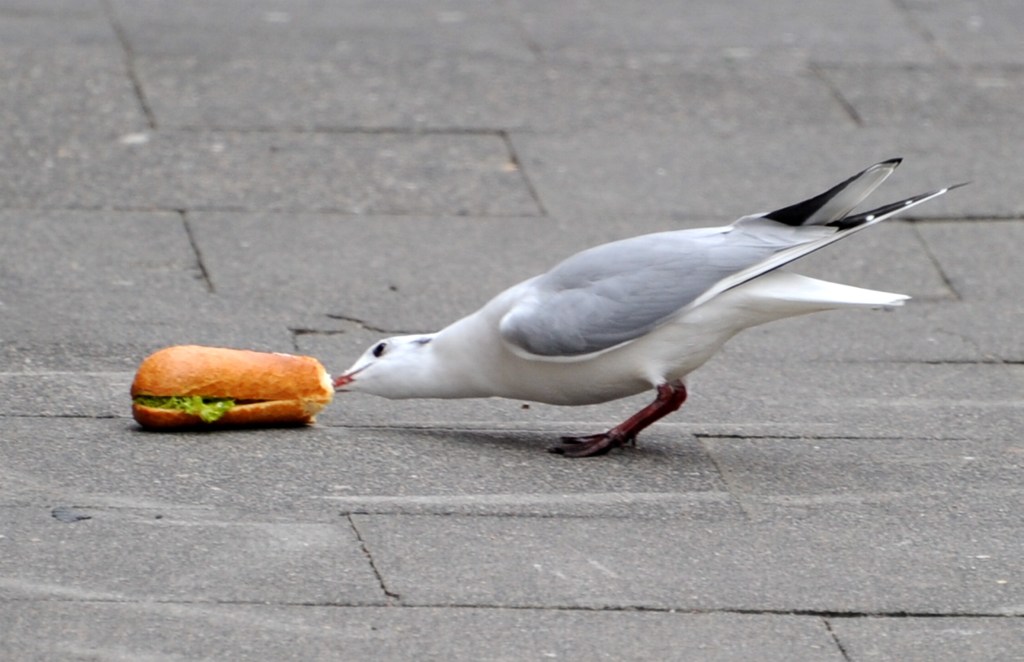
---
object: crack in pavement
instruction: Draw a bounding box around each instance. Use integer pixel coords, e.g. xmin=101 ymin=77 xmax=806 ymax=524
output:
xmin=346 ymin=514 xmax=401 ymax=602
xmin=324 ymin=313 xmax=418 ymax=335
xmin=823 ymin=617 xmax=853 ymax=662
xmin=100 ymin=0 xmax=157 ymax=130
xmin=180 ymin=210 xmax=215 ymax=293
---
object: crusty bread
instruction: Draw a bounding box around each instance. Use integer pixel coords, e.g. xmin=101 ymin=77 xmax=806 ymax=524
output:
xmin=131 ymin=345 xmax=333 ymax=429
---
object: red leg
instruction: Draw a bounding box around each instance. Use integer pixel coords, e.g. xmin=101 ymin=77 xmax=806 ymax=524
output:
xmin=550 ymin=381 xmax=688 ymax=457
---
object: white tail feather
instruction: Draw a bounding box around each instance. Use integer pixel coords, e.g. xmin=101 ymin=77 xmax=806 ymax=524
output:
xmin=686 ymin=185 xmax=950 ymax=313
xmin=733 ymin=271 xmax=909 ymax=312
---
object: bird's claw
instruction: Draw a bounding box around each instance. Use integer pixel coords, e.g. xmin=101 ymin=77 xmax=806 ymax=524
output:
xmin=549 ymin=432 xmax=634 ymax=458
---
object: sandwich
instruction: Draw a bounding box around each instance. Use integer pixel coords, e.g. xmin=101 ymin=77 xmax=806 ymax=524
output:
xmin=131 ymin=345 xmax=333 ymax=429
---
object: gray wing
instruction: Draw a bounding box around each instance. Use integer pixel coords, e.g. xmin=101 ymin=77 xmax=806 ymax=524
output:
xmin=498 ymin=225 xmax=809 ymax=358
xmin=498 ymin=183 xmax=957 ymax=360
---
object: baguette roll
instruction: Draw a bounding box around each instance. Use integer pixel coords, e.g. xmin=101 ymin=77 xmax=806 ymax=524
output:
xmin=131 ymin=345 xmax=333 ymax=429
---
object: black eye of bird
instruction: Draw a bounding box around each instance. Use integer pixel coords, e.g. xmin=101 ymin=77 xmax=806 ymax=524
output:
xmin=372 ymin=342 xmax=387 ymax=358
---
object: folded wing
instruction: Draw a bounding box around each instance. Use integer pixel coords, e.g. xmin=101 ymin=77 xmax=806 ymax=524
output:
xmin=499 ymin=160 xmax=956 ymax=361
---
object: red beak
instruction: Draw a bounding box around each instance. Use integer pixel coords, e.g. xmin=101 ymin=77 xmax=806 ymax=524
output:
xmin=333 ymin=366 xmax=365 ymax=390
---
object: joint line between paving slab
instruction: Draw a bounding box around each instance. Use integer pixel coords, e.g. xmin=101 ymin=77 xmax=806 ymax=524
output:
xmin=501 ymin=131 xmax=548 ymax=216
xmin=320 ymin=491 xmax=735 ymax=518
xmin=4 ymin=594 xmax=1019 ymax=618
xmin=11 ymin=200 xmax=1018 ymax=222
xmin=808 ymin=64 xmax=864 ymax=127
xmin=1 ymin=414 xmax=124 ymax=421
xmin=910 ymin=221 xmax=962 ymax=300
xmin=180 ymin=210 xmax=215 ymax=293
xmin=346 ymin=514 xmax=401 ymax=602
xmin=697 ymin=439 xmax=760 ymax=520
xmin=885 ymin=358 xmax=999 ymax=366
xmin=396 ymin=604 xmax=1024 ymax=618
xmin=101 ymin=0 xmax=157 ymax=130
xmin=505 ymin=8 xmax=544 ymax=61
xmin=0 ymin=203 xmax=553 ymax=219
xmin=890 ymin=0 xmax=951 ymax=64
xmin=170 ymin=125 xmax=513 ymax=137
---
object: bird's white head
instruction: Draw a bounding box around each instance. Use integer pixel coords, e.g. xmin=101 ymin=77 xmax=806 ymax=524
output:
xmin=333 ymin=334 xmax=439 ymax=399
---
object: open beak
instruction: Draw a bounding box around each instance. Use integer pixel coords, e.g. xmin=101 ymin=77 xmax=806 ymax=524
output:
xmin=332 ymin=366 xmax=364 ymax=391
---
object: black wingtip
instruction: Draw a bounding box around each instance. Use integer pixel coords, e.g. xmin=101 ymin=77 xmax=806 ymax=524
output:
xmin=763 ymin=159 xmax=901 ymax=227
xmin=827 ymin=183 xmax=961 ymax=230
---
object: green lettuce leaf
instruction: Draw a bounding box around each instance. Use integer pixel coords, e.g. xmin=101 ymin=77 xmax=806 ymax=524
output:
xmin=133 ymin=395 xmax=236 ymax=423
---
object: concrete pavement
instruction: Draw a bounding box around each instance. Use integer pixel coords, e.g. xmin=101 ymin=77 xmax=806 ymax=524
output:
xmin=1 ymin=1 xmax=1022 ymax=660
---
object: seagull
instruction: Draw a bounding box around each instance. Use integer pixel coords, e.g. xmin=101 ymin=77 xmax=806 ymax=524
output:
xmin=334 ymin=159 xmax=959 ymax=457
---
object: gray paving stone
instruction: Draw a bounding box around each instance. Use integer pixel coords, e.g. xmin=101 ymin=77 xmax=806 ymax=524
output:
xmin=135 ymin=55 xmax=848 ymax=132
xmin=0 ymin=604 xmax=844 ymax=662
xmin=688 ymin=361 xmax=1024 ymax=442
xmin=0 ymin=417 xmax=734 ymax=519
xmin=0 ymin=270 xmax=298 ymax=371
xmin=509 ymin=0 xmax=936 ymax=64
xmin=927 ymin=302 xmax=1024 ymax=362
xmin=0 ymin=48 xmax=146 ymax=138
xmin=818 ymin=65 xmax=1024 ymax=127
xmin=0 ymin=210 xmax=296 ymax=370
xmin=0 ymin=371 xmax=132 ymax=418
xmin=904 ymin=0 xmax=1024 ymax=65
xmin=352 ymin=512 xmax=1024 ymax=613
xmin=701 ymin=436 xmax=1024 ymax=522
xmin=510 ymin=125 xmax=1024 ymax=218
xmin=710 ymin=302 xmax=984 ymax=365
xmin=0 ymin=131 xmax=537 ymax=215
xmin=0 ymin=210 xmax=199 ymax=292
xmin=830 ymin=616 xmax=1024 ymax=662
xmin=190 ymin=212 xmax=583 ymax=331
xmin=0 ymin=312 xmax=296 ymax=372
xmin=108 ymin=0 xmax=531 ymax=60
xmin=917 ymin=220 xmax=1024 ymax=301
xmin=0 ymin=506 xmax=383 ymax=604
xmin=0 ymin=0 xmax=119 ymax=52
xmin=723 ymin=298 xmax=1015 ymax=365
